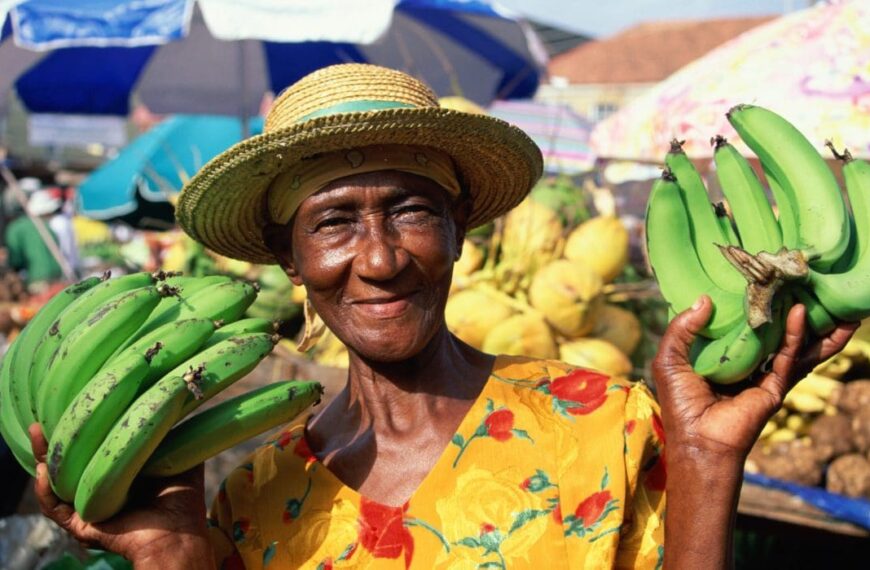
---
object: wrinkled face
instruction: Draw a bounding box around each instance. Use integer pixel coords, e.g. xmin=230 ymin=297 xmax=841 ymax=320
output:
xmin=265 ymin=170 xmax=467 ymax=362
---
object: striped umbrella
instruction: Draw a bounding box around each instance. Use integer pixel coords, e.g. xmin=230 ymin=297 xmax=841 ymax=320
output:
xmin=0 ymin=0 xmax=546 ymax=118
xmin=488 ymin=99 xmax=595 ymax=174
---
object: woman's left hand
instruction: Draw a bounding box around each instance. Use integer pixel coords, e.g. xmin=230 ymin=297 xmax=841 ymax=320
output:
xmin=652 ymin=295 xmax=857 ymax=462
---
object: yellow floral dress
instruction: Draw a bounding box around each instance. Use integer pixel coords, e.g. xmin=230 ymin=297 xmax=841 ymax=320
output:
xmin=208 ymin=356 xmax=667 ymax=569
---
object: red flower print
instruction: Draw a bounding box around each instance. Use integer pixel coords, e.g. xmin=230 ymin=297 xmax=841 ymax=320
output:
xmin=484 ymin=409 xmax=515 ymax=441
xmin=652 ymin=412 xmax=666 ymax=444
xmin=548 ymin=369 xmax=609 ymax=415
xmin=552 ymin=503 xmax=563 ymax=524
xmin=574 ymin=490 xmax=612 ymax=525
xmin=480 ymin=522 xmax=496 ymax=535
xmin=645 ymin=451 xmax=667 ymax=491
xmin=294 ymin=435 xmax=317 ymax=467
xmin=274 ymin=430 xmax=294 ymax=450
xmin=358 ymin=498 xmax=414 ymax=568
xmin=625 ymin=419 xmax=636 ymax=435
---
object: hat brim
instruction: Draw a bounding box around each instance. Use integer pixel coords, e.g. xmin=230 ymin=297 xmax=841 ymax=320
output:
xmin=176 ymin=107 xmax=543 ymax=264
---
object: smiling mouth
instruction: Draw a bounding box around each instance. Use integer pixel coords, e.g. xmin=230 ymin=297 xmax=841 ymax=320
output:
xmin=352 ymin=291 xmax=418 ymax=317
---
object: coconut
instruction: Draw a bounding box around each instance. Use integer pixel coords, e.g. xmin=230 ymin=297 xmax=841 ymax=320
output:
xmin=528 ymin=259 xmax=604 ymax=337
xmin=499 ymin=198 xmax=564 ymax=274
xmin=563 ymin=215 xmax=629 ymax=283
xmin=455 ymin=239 xmax=484 ymax=277
xmin=482 ymin=313 xmax=558 ymax=360
xmin=559 ymin=338 xmax=632 ymax=377
xmin=445 ymin=288 xmax=514 ymax=349
xmin=591 ymin=304 xmax=643 ymax=356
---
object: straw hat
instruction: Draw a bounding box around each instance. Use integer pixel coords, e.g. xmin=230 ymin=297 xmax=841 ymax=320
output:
xmin=176 ymin=63 xmax=543 ymax=264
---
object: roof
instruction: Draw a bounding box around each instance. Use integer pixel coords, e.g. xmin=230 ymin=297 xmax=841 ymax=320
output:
xmin=548 ymin=16 xmax=776 ymax=84
xmin=529 ymin=20 xmax=591 ymax=57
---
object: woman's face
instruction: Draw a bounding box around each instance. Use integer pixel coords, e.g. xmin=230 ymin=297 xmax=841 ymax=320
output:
xmin=267 ymin=170 xmax=467 ymax=362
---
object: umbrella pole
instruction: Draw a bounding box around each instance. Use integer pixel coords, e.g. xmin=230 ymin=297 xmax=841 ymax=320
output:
xmin=238 ymin=41 xmax=249 ymax=139
xmin=0 ymin=166 xmax=76 ymax=282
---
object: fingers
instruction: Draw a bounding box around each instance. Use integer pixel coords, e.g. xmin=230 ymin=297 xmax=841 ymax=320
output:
xmin=757 ymin=304 xmax=807 ymax=402
xmin=794 ymin=321 xmax=858 ymax=379
xmin=28 ymin=422 xmax=48 ymax=462
xmin=34 ymin=462 xmax=79 ymax=529
xmin=654 ymin=296 xmax=712 ymax=374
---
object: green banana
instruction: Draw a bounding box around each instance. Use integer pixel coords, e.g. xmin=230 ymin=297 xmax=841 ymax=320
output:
xmin=713 ymin=202 xmax=740 ymax=246
xmin=37 ymin=286 xmax=165 ymax=438
xmin=177 ymin=332 xmax=276 ymax=417
xmin=142 ymin=380 xmax=323 ymax=477
xmin=74 ymin=333 xmax=275 ymax=522
xmin=690 ymin=298 xmax=787 ymax=384
xmin=117 ymin=279 xmax=255 ymax=352
xmin=809 ymin=151 xmax=870 ymax=321
xmin=203 ymin=317 xmax=276 ymax=349
xmin=29 ymin=272 xmax=159 ymax=420
xmin=712 ymin=136 xmax=783 ymax=255
xmin=104 ymin=318 xmax=218 ymax=384
xmin=665 ymin=141 xmax=747 ymax=292
xmin=791 ymin=287 xmax=835 ymax=337
xmin=646 ymin=169 xmax=745 ymax=338
xmin=46 ymin=351 xmax=156 ymax=502
xmin=0 ymin=341 xmax=35 ymax=475
xmin=727 ymin=104 xmax=849 ymax=271
xmin=7 ymin=276 xmax=103 ymax=438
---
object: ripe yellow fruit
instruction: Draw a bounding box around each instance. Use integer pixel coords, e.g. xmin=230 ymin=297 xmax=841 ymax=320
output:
xmin=558 ymin=338 xmax=632 ymax=377
xmin=445 ymin=288 xmax=514 ymax=349
xmin=500 ymin=198 xmax=564 ymax=274
xmin=529 ymin=259 xmax=604 ymax=337
xmin=590 ymin=304 xmax=642 ymax=356
xmin=482 ymin=313 xmax=558 ymax=360
xmin=563 ymin=216 xmax=629 ymax=282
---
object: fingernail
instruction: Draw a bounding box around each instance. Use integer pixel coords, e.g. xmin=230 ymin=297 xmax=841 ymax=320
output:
xmin=691 ymin=297 xmax=703 ymax=310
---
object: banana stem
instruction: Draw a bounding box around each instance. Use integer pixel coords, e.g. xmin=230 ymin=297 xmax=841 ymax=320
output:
xmin=719 ymin=245 xmax=809 ymax=328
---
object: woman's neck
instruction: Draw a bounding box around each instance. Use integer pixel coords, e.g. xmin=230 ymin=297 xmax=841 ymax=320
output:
xmin=343 ymin=327 xmax=491 ymax=430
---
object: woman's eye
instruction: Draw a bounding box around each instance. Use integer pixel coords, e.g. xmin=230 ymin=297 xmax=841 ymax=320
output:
xmin=396 ymin=204 xmax=433 ymax=217
xmin=315 ymin=217 xmax=352 ymax=231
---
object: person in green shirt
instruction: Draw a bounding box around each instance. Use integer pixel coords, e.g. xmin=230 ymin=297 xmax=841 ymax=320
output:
xmin=4 ymin=190 xmax=63 ymax=292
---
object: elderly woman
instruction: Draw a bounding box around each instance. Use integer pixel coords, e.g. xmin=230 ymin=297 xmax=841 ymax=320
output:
xmin=29 ymin=64 xmax=854 ymax=569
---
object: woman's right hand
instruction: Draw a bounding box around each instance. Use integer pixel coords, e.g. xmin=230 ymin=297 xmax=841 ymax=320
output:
xmin=29 ymin=423 xmax=215 ymax=568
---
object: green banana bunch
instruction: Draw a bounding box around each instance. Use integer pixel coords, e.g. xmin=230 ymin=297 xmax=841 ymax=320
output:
xmin=647 ymin=104 xmax=870 ymax=384
xmin=28 ymin=271 xmax=160 ymax=420
xmin=4 ymin=276 xmax=104 ymax=451
xmin=666 ymin=141 xmax=746 ymax=293
xmin=37 ymin=286 xmax=168 ymax=438
xmin=74 ymin=333 xmax=278 ymax=522
xmin=808 ymin=148 xmax=870 ymax=321
xmin=712 ymin=136 xmax=782 ymax=255
xmin=0 ymin=271 xmax=322 ymax=521
xmin=143 ymin=380 xmax=322 ymax=477
xmin=645 ymin=170 xmax=745 ymax=338
xmin=727 ymin=104 xmax=849 ymax=271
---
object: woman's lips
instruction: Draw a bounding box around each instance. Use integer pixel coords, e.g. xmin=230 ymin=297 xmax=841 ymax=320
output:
xmin=352 ymin=292 xmax=416 ymax=318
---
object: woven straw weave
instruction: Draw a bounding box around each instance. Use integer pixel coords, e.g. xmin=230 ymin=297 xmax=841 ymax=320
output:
xmin=177 ymin=64 xmax=542 ymax=264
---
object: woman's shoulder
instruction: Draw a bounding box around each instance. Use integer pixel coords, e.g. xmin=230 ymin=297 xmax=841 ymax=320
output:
xmin=487 ymin=354 xmax=656 ymax=423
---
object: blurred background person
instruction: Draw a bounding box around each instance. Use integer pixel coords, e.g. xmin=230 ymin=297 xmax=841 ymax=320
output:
xmin=4 ymin=188 xmax=63 ymax=293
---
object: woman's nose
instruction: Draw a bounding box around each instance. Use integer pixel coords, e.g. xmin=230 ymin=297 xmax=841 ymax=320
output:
xmin=354 ymin=223 xmax=409 ymax=281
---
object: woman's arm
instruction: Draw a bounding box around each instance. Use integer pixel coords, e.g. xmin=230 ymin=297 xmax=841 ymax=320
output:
xmin=29 ymin=424 xmax=216 ymax=569
xmin=653 ymin=297 xmax=856 ymax=569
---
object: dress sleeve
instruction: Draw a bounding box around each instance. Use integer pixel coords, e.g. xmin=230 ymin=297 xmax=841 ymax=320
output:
xmin=615 ymin=382 xmax=666 ymax=569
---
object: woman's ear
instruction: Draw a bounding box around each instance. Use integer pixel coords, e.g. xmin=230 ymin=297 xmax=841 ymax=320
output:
xmin=262 ymin=223 xmax=303 ymax=286
xmin=451 ymin=194 xmax=473 ymax=258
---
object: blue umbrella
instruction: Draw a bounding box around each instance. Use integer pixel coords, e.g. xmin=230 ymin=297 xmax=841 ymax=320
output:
xmin=0 ymin=0 xmax=545 ymax=117
xmin=77 ymin=115 xmax=263 ymax=219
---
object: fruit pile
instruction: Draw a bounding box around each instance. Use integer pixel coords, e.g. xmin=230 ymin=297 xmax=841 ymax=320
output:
xmin=647 ymin=104 xmax=870 ymax=383
xmin=307 ymin=177 xmax=643 ymax=378
xmin=747 ymin=335 xmax=870 ymax=498
xmin=0 ymin=272 xmax=322 ymax=521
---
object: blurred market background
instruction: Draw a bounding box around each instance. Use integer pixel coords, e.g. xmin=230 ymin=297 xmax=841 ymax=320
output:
xmin=0 ymin=1 xmax=867 ymax=568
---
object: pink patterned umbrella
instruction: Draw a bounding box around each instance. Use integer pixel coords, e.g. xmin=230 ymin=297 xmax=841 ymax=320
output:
xmin=590 ymin=0 xmax=870 ymax=162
